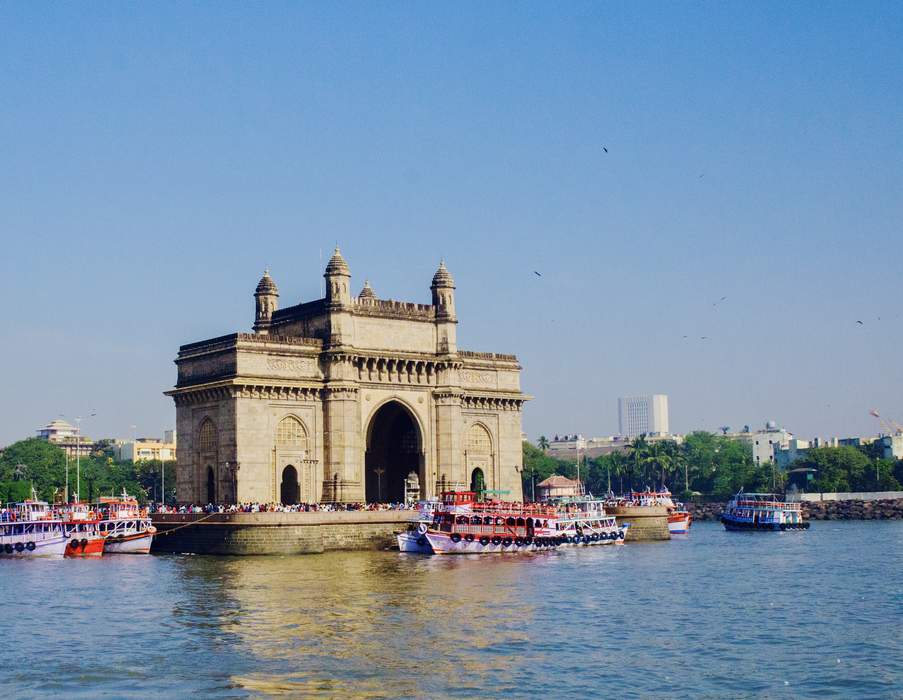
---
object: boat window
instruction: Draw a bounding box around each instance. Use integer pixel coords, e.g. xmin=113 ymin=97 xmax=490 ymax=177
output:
xmin=470 ymin=516 xmax=481 ymax=525
xmin=483 ymin=516 xmax=493 ymax=525
xmin=516 ymin=518 xmax=525 ymax=526
xmin=506 ymin=517 xmax=515 ymax=527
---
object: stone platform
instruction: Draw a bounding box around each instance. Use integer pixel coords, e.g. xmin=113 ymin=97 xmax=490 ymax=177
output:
xmin=607 ymin=505 xmax=671 ymax=541
xmin=151 ymin=511 xmax=417 ymax=555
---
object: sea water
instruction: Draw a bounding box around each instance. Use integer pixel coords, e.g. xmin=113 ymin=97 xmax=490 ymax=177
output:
xmin=1 ymin=521 xmax=901 ymax=699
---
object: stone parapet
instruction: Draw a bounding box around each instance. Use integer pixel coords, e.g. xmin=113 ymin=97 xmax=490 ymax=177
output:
xmin=606 ymin=505 xmax=670 ymax=541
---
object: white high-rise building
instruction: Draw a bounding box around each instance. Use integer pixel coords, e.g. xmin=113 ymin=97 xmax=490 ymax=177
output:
xmin=618 ymin=395 xmax=670 ymax=437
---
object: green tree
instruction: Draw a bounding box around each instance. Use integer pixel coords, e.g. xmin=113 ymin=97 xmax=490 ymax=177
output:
xmin=0 ymin=438 xmax=67 ymax=501
xmin=625 ymin=435 xmax=650 ymax=490
xmin=537 ymin=435 xmax=550 ymax=453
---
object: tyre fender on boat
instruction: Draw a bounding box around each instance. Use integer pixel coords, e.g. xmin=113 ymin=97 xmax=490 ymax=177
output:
xmin=479 ymin=536 xmax=490 ymax=546
xmin=417 ymin=522 xmax=428 ymax=535
xmin=450 ymin=532 xmax=462 ymax=543
xmin=14 ymin=542 xmax=24 ymax=552
xmin=26 ymin=542 xmax=35 ymax=551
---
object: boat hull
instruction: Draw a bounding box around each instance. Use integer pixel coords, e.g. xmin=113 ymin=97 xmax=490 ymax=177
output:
xmin=104 ymin=531 xmax=154 ymax=554
xmin=65 ymin=537 xmax=105 ymax=557
xmin=668 ymin=513 xmax=692 ymax=535
xmin=0 ymin=536 xmax=68 ymax=558
xmin=396 ymin=531 xmax=433 ymax=554
xmin=721 ymin=516 xmax=810 ymax=531
xmin=426 ymin=532 xmax=562 ymax=554
xmin=559 ymin=528 xmax=627 ymax=546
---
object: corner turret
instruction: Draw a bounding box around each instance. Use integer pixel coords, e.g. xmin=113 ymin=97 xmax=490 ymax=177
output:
xmin=324 ymin=246 xmax=352 ymax=308
xmin=431 ymin=260 xmax=457 ymax=353
xmin=253 ymin=269 xmax=279 ymax=334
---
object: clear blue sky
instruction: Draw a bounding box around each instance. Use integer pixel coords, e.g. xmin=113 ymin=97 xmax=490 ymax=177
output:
xmin=1 ymin=2 xmax=901 ymax=446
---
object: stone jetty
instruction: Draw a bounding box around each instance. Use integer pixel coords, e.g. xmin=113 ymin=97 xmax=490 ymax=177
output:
xmin=151 ymin=510 xmax=416 ymax=555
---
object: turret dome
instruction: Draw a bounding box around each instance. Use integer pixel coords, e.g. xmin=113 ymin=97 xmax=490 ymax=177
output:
xmin=325 ymin=246 xmax=351 ymax=276
xmin=255 ymin=269 xmax=278 ymax=295
xmin=431 ymin=260 xmax=455 ymax=288
xmin=358 ymin=280 xmax=376 ymax=300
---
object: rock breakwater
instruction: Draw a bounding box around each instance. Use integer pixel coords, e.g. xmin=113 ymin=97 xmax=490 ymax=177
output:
xmin=687 ymin=498 xmax=903 ymax=522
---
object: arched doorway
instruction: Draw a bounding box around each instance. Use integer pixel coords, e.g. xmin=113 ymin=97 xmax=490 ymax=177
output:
xmin=470 ymin=467 xmax=485 ymax=495
xmin=206 ymin=466 xmax=216 ymax=504
xmin=281 ymin=465 xmax=300 ymax=505
xmin=365 ymin=401 xmax=422 ymax=503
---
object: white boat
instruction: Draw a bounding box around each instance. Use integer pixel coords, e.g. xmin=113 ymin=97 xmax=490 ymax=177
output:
xmin=553 ymin=497 xmax=628 ymax=546
xmin=424 ymin=493 xmax=563 ymax=555
xmin=721 ymin=492 xmax=809 ymax=531
xmin=0 ymin=501 xmax=69 ymax=558
xmin=95 ymin=494 xmax=156 ymax=554
xmin=397 ymin=522 xmax=433 ymax=553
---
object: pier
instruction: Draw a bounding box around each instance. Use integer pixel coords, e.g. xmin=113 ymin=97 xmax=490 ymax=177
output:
xmin=151 ymin=510 xmax=417 ymax=555
xmin=607 ymin=505 xmax=671 ymax=541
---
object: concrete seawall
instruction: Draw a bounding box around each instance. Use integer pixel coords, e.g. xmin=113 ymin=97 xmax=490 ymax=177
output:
xmin=151 ymin=511 xmax=417 ymax=555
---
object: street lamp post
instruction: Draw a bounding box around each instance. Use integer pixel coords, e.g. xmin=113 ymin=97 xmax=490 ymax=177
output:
xmin=373 ymin=468 xmax=386 ymax=502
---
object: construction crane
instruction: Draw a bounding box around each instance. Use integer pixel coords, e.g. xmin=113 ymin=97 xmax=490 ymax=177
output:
xmin=868 ymin=409 xmax=903 ymax=436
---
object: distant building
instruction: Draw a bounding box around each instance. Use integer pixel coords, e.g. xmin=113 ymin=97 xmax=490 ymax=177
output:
xmin=774 ymin=436 xmax=870 ymax=469
xmin=536 ymin=475 xmax=583 ymax=500
xmin=112 ymin=435 xmax=178 ymax=463
xmin=618 ymin=395 xmax=669 ymax=437
xmin=545 ymin=433 xmax=682 ymax=460
xmin=724 ymin=421 xmax=793 ymax=465
xmin=36 ymin=419 xmax=96 ymax=458
xmin=877 ymin=434 xmax=903 ymax=460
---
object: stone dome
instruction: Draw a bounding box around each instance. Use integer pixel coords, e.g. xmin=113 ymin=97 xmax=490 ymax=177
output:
xmin=255 ymin=270 xmax=278 ymax=295
xmin=325 ymin=246 xmax=351 ymax=276
xmin=358 ymin=280 xmax=376 ymax=300
xmin=431 ymin=260 xmax=455 ymax=288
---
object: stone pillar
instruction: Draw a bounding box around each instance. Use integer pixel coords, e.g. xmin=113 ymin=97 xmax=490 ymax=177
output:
xmin=322 ymin=385 xmax=363 ymax=502
xmin=434 ymin=388 xmax=464 ymax=493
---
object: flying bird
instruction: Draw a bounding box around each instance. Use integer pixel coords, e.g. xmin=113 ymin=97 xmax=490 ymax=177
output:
xmin=533 ymin=271 xmax=542 ymax=277
xmin=856 ymin=320 xmax=864 ymax=325
xmin=602 ymin=146 xmax=608 ymax=153
xmin=700 ymin=336 xmax=709 ymax=340
xmin=699 ymin=173 xmax=705 ymax=179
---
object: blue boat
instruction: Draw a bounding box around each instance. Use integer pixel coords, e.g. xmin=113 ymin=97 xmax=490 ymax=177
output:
xmin=721 ymin=492 xmax=810 ymax=531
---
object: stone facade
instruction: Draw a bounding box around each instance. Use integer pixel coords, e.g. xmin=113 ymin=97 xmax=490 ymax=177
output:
xmin=166 ymin=250 xmax=529 ymax=504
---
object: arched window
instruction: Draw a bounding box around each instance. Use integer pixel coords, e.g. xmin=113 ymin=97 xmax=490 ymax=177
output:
xmin=199 ymin=419 xmax=217 ymax=452
xmin=276 ymin=416 xmax=308 ymax=450
xmin=467 ymin=424 xmax=492 ymax=454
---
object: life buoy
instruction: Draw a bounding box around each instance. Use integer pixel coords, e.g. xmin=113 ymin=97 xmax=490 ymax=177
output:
xmin=464 ymin=533 xmax=475 ymax=543
xmin=417 ymin=522 xmax=428 ymax=535
xmin=15 ymin=542 xmax=24 ymax=552
xmin=68 ymin=540 xmax=79 ymax=549
xmin=450 ymin=533 xmax=462 ymax=543
xmin=479 ymin=536 xmax=490 ymax=546
xmin=26 ymin=542 xmax=35 ymax=551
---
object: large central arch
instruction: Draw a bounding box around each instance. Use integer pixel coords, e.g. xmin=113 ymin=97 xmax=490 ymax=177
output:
xmin=365 ymin=401 xmax=423 ymax=503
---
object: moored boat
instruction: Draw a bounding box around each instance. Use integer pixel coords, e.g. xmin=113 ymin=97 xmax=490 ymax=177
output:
xmin=553 ymin=497 xmax=628 ymax=546
xmin=721 ymin=492 xmax=809 ymax=531
xmin=425 ymin=492 xmax=563 ymax=554
xmin=0 ymin=501 xmax=69 ymax=558
xmin=96 ymin=494 xmax=156 ymax=554
xmin=58 ymin=503 xmax=105 ymax=557
xmin=668 ymin=500 xmax=692 ymax=535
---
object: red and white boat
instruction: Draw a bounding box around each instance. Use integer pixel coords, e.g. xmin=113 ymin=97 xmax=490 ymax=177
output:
xmin=425 ymin=492 xmax=564 ymax=554
xmin=668 ymin=501 xmax=692 ymax=535
xmin=0 ymin=501 xmax=69 ymax=558
xmin=58 ymin=503 xmax=105 ymax=557
xmin=95 ymin=494 xmax=156 ymax=554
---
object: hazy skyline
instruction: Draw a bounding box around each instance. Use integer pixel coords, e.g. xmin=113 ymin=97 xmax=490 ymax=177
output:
xmin=1 ymin=3 xmax=901 ymax=446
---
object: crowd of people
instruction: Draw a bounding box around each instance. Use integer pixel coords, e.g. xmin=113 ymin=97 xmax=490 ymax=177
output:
xmin=149 ymin=501 xmax=418 ymax=514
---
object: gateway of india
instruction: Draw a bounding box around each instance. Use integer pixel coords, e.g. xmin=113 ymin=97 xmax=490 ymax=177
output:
xmin=166 ymin=248 xmax=528 ymax=505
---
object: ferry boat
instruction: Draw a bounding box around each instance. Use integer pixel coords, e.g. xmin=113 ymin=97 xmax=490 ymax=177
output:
xmin=425 ymin=492 xmax=564 ymax=554
xmin=58 ymin=503 xmax=106 ymax=557
xmin=721 ymin=492 xmax=809 ymax=531
xmin=95 ymin=494 xmax=156 ymax=554
xmin=396 ymin=498 xmax=441 ymax=554
xmin=0 ymin=501 xmax=69 ymax=557
xmin=553 ymin=497 xmax=628 ymax=545
xmin=668 ymin=501 xmax=692 ymax=535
